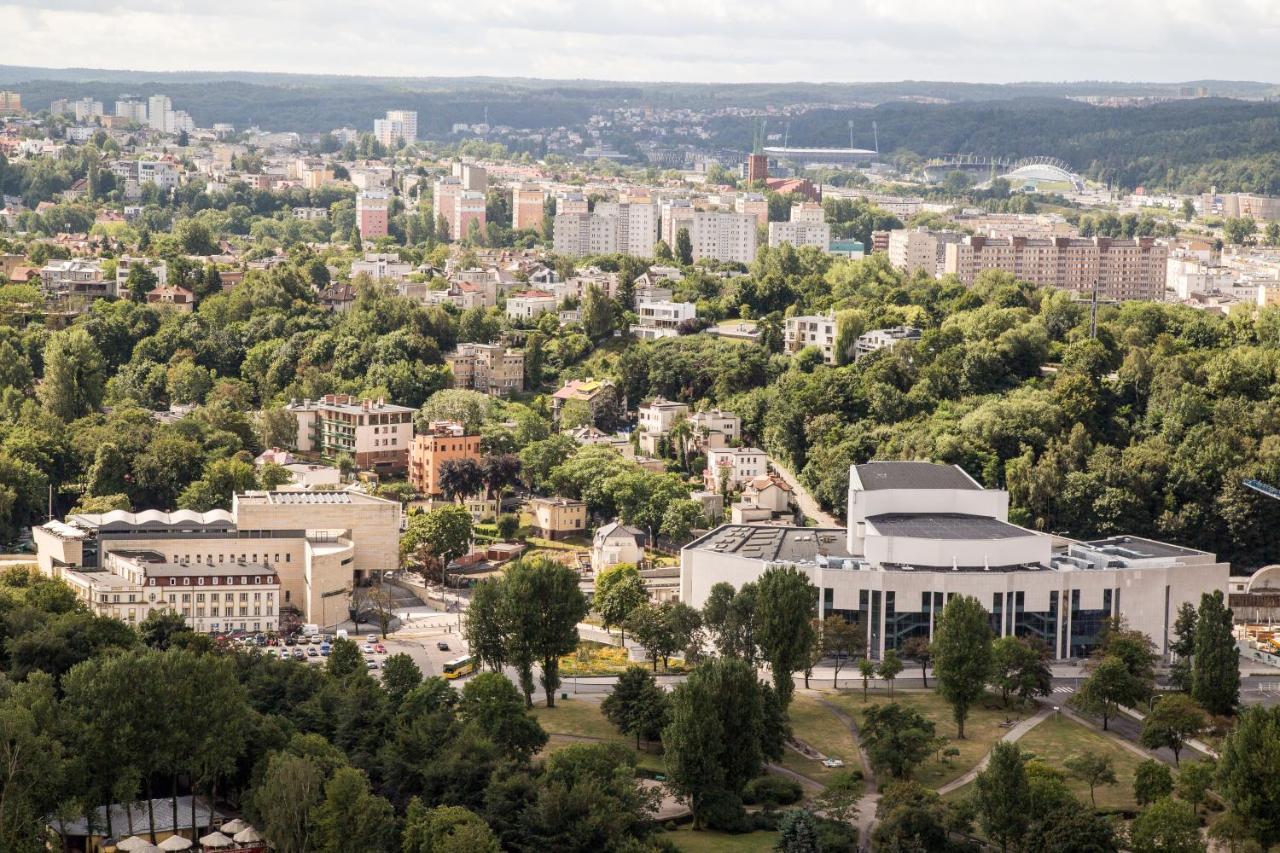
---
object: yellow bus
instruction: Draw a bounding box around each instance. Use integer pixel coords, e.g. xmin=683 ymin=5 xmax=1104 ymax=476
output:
xmin=442 ymin=655 xmax=477 ymax=679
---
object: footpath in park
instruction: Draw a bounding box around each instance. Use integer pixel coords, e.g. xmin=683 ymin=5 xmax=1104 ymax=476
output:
xmin=935 ymin=705 xmax=1055 ymax=796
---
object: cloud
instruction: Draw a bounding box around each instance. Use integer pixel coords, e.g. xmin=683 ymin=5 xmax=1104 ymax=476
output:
xmin=1 ymin=0 xmax=1279 ymax=82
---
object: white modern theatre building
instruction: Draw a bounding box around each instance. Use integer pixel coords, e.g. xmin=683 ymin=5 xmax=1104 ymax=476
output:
xmin=681 ymin=461 xmax=1228 ymax=660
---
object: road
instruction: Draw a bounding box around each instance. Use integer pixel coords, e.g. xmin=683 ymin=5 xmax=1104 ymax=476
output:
xmin=769 ymin=456 xmax=840 ymax=527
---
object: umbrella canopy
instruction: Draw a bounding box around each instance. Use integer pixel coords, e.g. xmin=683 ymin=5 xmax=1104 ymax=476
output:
xmin=158 ymin=835 xmax=193 ymax=850
xmin=197 ymin=831 xmax=233 ymax=848
xmin=219 ymin=819 xmax=249 ymax=835
xmin=135 ymin=845 xmax=164 ymax=853
xmin=117 ymin=837 xmax=154 ymax=851
xmin=232 ymin=827 xmax=263 ymax=844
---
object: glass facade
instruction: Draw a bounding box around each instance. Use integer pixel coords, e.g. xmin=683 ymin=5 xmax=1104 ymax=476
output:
xmin=883 ymin=590 xmax=932 ymax=653
xmin=1069 ymin=588 xmax=1112 ymax=658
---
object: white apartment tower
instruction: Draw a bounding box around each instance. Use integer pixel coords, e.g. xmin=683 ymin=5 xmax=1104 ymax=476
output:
xmin=690 ymin=211 xmax=758 ymax=264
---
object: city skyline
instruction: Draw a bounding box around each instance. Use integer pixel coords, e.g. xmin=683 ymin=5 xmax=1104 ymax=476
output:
xmin=3 ymin=0 xmax=1280 ymax=84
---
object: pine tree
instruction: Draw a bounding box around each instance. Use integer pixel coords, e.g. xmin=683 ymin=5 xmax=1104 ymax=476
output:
xmin=1191 ymin=590 xmax=1239 ymax=716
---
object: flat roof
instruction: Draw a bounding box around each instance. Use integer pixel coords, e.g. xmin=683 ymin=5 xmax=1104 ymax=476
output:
xmin=1080 ymin=536 xmax=1208 ymax=560
xmin=854 ymin=461 xmax=981 ymax=492
xmin=687 ymin=524 xmax=852 ymax=563
xmin=867 ymin=513 xmax=1034 ymax=541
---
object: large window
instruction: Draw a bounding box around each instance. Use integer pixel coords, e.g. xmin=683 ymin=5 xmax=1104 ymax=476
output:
xmin=883 ymin=590 xmax=931 ymax=652
xmin=1069 ymin=588 xmax=1111 ymax=658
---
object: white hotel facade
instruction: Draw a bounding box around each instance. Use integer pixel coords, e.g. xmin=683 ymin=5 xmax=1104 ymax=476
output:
xmin=682 ymin=462 xmax=1228 ymax=660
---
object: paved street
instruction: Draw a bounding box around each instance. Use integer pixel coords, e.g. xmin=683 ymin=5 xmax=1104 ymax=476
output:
xmin=768 ymin=456 xmax=840 ymax=527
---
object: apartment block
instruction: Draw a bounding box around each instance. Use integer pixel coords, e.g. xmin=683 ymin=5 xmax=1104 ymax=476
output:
xmin=452 ymin=162 xmax=488 ymax=192
xmin=660 ymin=199 xmax=697 ymax=247
xmin=784 ymin=313 xmax=836 ymax=363
xmin=690 ymin=211 xmax=758 ymax=264
xmin=506 ymin=289 xmax=558 ymax=321
xmin=595 ymin=201 xmax=659 ymax=257
xmin=374 ymin=109 xmax=418 ymax=147
xmin=943 ymin=235 xmax=1169 ymax=301
xmin=512 ymin=185 xmax=547 ymax=231
xmin=286 ymin=394 xmax=415 ymax=473
xmin=704 ymin=447 xmax=768 ymax=491
xmin=356 ymin=191 xmax=390 ymax=240
xmin=734 ymin=193 xmax=769 ymax=227
xmin=769 ymin=205 xmax=831 ymax=250
xmin=445 ymin=342 xmax=525 ymax=396
xmin=632 ymin=300 xmax=696 ymax=340
xmin=409 ymin=421 xmax=483 ymax=496
xmin=454 ymin=190 xmax=487 ymax=241
xmin=887 ymin=228 xmax=966 ymax=277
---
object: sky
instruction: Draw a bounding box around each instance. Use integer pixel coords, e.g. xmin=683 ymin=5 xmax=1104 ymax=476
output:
xmin=3 ymin=0 xmax=1280 ymax=84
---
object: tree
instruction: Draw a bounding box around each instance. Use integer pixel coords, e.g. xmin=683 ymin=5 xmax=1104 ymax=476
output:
xmin=776 ymin=808 xmax=821 ymax=853
xmin=755 ymin=565 xmax=818 ymax=708
xmin=1181 ymin=198 xmax=1196 ymax=222
xmin=326 ymin=638 xmax=363 ymax=678
xmin=580 ymin=283 xmax=616 ymax=341
xmin=990 ymin=636 xmax=1052 ymax=707
xmin=1127 ymin=797 xmax=1204 ymax=853
xmin=400 ymin=505 xmax=472 ymax=584
xmin=813 ymin=770 xmax=862 ymax=826
xmin=438 ymin=457 xmax=485 ymax=502
xmin=627 ymin=603 xmax=676 ymax=673
xmin=125 ymin=260 xmax=158 ymax=302
xmin=1217 ymin=705 xmax=1280 ymax=847
xmin=1169 ymin=601 xmax=1198 ymax=692
xmin=503 ymin=557 xmax=588 ymax=707
xmin=138 ymin=610 xmax=192 ymax=650
xmin=310 ymin=766 xmax=397 ymax=853
xmin=975 ymin=742 xmax=1029 ymax=853
xmin=902 ymin=636 xmax=932 ymax=689
xmin=380 ymin=653 xmax=423 ymax=705
xmin=662 ymin=658 xmax=781 ymax=829
xmin=257 ymin=406 xmax=298 ymax=451
xmin=821 ymin=615 xmax=863 ymax=689
xmin=932 ymin=595 xmax=993 ymax=738
xmin=1140 ymin=694 xmax=1205 ymax=765
xmin=1133 ymin=759 xmax=1174 ymax=806
xmin=879 ymin=649 xmax=904 ymax=698
xmin=258 ymin=462 xmax=292 ymax=490
xmin=660 ymin=498 xmax=704 ymax=543
xmin=602 ymin=666 xmax=669 ymax=749
xmin=858 ymin=658 xmax=876 ymax=701
xmin=701 ymin=581 xmax=758 ymax=662
xmin=495 ymin=512 xmax=519 ymax=541
xmin=1176 ymin=760 xmax=1215 ymax=815
xmin=1223 ymin=216 xmax=1257 ymax=246
xmin=1191 ymin=590 xmax=1239 ymax=716
xmin=594 ymin=563 xmax=646 ymax=641
xmin=458 ymin=671 xmax=548 ymax=762
xmin=1072 ymin=655 xmax=1141 ymax=731
xmin=862 ymin=702 xmax=937 ymax=780
xmin=39 ymin=328 xmax=105 ymax=420
xmin=402 ymin=800 xmax=499 ymax=853
xmin=252 ymin=752 xmax=325 ymax=853
xmin=1064 ymin=752 xmax=1117 ymax=808
xmin=675 ymin=227 xmax=693 ymax=265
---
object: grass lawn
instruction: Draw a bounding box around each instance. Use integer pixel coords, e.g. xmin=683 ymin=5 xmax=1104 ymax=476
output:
xmin=559 ymin=641 xmax=689 ymax=676
xmin=827 ymin=688 xmax=1028 ymax=790
xmin=532 ymin=697 xmax=665 ymax=773
xmin=1016 ymin=714 xmax=1150 ymax=812
xmin=779 ymin=693 xmax=865 ymax=787
xmin=668 ymin=827 xmax=779 ymax=852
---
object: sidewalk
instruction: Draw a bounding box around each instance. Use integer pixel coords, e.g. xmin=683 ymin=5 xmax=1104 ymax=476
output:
xmin=935 ymin=705 xmax=1054 ymax=795
xmin=769 ymin=456 xmax=840 ymax=527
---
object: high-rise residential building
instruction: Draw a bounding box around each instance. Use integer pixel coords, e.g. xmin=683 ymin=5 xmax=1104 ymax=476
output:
xmin=0 ymin=91 xmax=22 ymax=115
xmin=690 ymin=211 xmax=758 ymax=264
xmin=512 ymin=185 xmax=547 ymax=231
xmin=887 ymin=228 xmax=966 ymax=277
xmin=373 ymin=109 xmax=417 ymax=148
xmin=660 ymin=199 xmax=696 ymax=247
xmin=943 ymin=235 xmax=1169 ymax=301
xmin=454 ymin=190 xmax=487 ymax=241
xmin=356 ymin=191 xmax=390 ymax=240
xmin=147 ymin=95 xmax=172 ymax=132
xmin=768 ymin=202 xmax=830 ymax=250
xmin=71 ymin=98 xmax=104 ymax=122
xmin=115 ymin=99 xmax=147 ymax=123
xmin=556 ymin=193 xmax=589 ymax=215
xmin=433 ymin=176 xmax=463 ymax=239
xmin=595 ymin=201 xmax=658 ymax=256
xmin=734 ymin=192 xmax=769 ymax=227
xmin=451 ymin=162 xmax=487 ymax=192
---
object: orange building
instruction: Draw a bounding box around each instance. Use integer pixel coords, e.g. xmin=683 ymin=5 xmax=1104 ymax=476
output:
xmin=409 ymin=421 xmax=483 ymax=496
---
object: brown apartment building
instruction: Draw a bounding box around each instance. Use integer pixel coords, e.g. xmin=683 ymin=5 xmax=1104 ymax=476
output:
xmin=445 ymin=342 xmax=525 ymax=397
xmin=409 ymin=421 xmax=482 ymax=496
xmin=943 ymin=235 xmax=1168 ymax=301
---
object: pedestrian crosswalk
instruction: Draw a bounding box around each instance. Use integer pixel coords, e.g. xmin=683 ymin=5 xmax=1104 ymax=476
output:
xmin=1052 ymin=685 xmax=1075 ymax=694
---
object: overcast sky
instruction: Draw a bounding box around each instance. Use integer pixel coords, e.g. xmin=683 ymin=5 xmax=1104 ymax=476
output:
xmin=3 ymin=0 xmax=1279 ymax=83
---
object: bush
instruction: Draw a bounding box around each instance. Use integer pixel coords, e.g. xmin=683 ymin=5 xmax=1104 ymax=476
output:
xmin=702 ymin=790 xmax=750 ymax=832
xmin=815 ymin=817 xmax=859 ymax=853
xmin=742 ymin=775 xmax=803 ymax=808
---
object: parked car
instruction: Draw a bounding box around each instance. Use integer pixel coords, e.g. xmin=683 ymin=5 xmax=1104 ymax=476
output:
xmin=292 ymin=650 xmax=306 ymax=660
xmin=367 ymin=634 xmax=378 ymax=644
xmin=311 ymin=635 xmax=324 ymax=645
xmin=362 ymin=644 xmax=374 ymax=654
xmin=366 ymin=660 xmax=379 ymax=670
xmin=320 ymin=647 xmax=331 ymax=657
xmin=285 ymin=637 xmax=296 ymax=646
xmin=437 ymin=642 xmax=450 ymax=652
xmin=278 ymin=650 xmax=289 ymax=660
xmin=374 ymin=644 xmax=386 ymax=654
xmin=822 ymin=758 xmax=844 ymax=768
